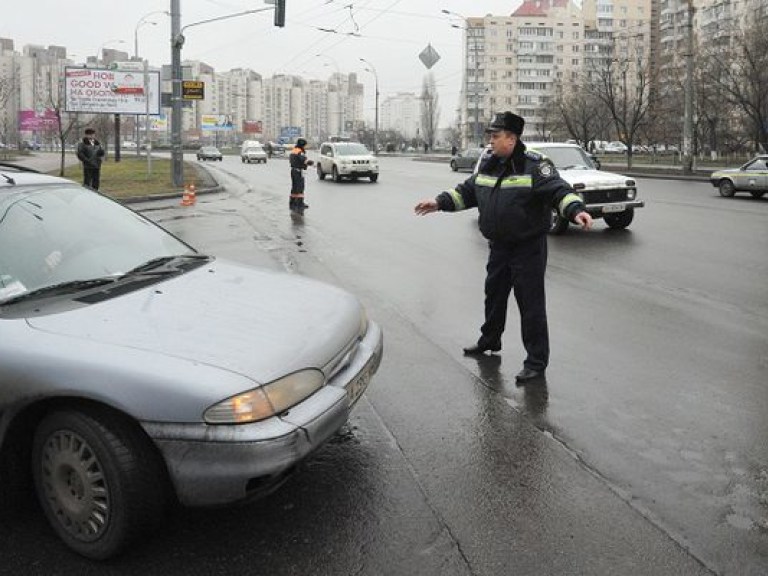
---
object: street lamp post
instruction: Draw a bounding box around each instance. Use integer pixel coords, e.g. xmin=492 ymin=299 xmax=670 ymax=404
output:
xmin=95 ymin=39 xmax=126 ymax=65
xmin=682 ymin=0 xmax=695 ymax=174
xmin=359 ymin=58 xmax=379 ymax=154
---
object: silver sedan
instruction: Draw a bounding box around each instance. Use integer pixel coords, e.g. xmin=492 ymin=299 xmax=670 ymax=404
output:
xmin=0 ymin=166 xmax=383 ymax=559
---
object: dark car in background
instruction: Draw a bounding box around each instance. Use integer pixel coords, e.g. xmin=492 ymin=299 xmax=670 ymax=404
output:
xmin=0 ymin=163 xmax=383 ymax=559
xmin=450 ymin=147 xmax=484 ymax=172
xmin=196 ymin=146 xmax=223 ymax=161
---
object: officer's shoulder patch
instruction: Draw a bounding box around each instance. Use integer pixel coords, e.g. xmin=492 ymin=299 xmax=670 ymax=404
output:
xmin=538 ymin=162 xmax=554 ymax=178
xmin=525 ymin=150 xmax=543 ymax=161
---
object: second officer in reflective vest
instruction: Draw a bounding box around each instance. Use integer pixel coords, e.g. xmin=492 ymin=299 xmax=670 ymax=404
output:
xmin=414 ymin=111 xmax=593 ymax=383
xmin=288 ymin=138 xmax=313 ymax=211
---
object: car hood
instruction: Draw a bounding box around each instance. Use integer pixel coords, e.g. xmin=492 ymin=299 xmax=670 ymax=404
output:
xmin=25 ymin=259 xmax=364 ymax=385
xmin=711 ymin=168 xmax=739 ymax=176
xmin=558 ymin=167 xmax=633 ymax=188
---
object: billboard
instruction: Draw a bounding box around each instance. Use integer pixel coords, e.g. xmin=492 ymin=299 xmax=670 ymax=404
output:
xmin=201 ymin=115 xmax=235 ymax=131
xmin=19 ymin=109 xmax=59 ymax=131
xmin=64 ymin=67 xmax=160 ymax=115
xmin=279 ymin=126 xmax=302 ymax=139
xmin=242 ymin=120 xmax=263 ymax=134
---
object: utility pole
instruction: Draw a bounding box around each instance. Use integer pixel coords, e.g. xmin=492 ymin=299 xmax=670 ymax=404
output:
xmin=170 ymin=0 xmax=183 ymax=187
xmin=170 ymin=2 xmax=280 ymax=187
xmin=682 ymin=0 xmax=695 ymax=175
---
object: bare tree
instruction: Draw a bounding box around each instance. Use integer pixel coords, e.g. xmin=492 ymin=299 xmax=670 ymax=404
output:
xmin=587 ymin=39 xmax=654 ymax=168
xmin=0 ymin=70 xmax=18 ymax=151
xmin=419 ymin=73 xmax=440 ymax=152
xmin=557 ymin=84 xmax=613 ymax=150
xmin=698 ymin=13 xmax=768 ymax=154
xmin=43 ymin=68 xmax=79 ymax=176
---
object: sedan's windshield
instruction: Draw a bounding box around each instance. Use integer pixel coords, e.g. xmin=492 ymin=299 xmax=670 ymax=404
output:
xmin=530 ymin=146 xmax=594 ymax=169
xmin=0 ymin=185 xmax=196 ymax=303
xmin=335 ymin=143 xmax=371 ymax=156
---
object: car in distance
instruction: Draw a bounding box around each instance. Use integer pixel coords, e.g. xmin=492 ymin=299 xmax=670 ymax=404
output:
xmin=710 ymin=155 xmax=768 ymax=198
xmin=0 ymin=163 xmax=383 ymax=559
xmin=450 ymin=147 xmax=485 ymax=172
xmin=475 ymin=142 xmax=643 ymax=233
xmin=317 ymin=142 xmax=379 ymax=182
xmin=196 ymin=146 xmax=223 ymax=161
xmin=241 ymin=143 xmax=268 ymax=164
xmin=603 ymin=141 xmax=628 ymax=154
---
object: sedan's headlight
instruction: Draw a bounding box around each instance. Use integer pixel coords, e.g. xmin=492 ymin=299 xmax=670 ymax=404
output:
xmin=627 ymin=188 xmax=636 ymax=200
xmin=204 ymin=369 xmax=326 ymax=424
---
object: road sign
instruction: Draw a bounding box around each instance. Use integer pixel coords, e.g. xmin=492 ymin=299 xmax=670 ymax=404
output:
xmin=182 ymin=81 xmax=205 ymax=100
xmin=112 ymin=61 xmax=145 ymax=72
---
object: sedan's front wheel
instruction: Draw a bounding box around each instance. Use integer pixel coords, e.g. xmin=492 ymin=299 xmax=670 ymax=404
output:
xmin=32 ymin=408 xmax=168 ymax=560
xmin=750 ymin=191 xmax=765 ymax=199
xmin=332 ymin=166 xmax=342 ymax=182
xmin=718 ymin=180 xmax=735 ymax=197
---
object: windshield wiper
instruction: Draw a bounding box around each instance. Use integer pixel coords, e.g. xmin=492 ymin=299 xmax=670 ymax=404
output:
xmin=0 ymin=277 xmax=118 ymax=306
xmin=121 ymin=254 xmax=210 ymax=276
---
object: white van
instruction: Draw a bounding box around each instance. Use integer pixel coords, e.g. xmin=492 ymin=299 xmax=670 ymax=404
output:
xmin=240 ymin=140 xmax=261 ymax=155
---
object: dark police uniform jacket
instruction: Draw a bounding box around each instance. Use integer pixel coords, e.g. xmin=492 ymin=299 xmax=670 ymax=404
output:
xmin=289 ymin=146 xmax=310 ymax=171
xmin=436 ymin=145 xmax=585 ymax=244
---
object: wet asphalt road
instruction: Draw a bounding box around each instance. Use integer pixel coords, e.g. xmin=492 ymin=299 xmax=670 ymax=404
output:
xmin=2 ymin=154 xmax=766 ymax=575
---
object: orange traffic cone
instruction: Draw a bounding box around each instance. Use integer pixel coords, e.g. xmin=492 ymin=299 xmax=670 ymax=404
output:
xmin=180 ymin=183 xmax=197 ymax=206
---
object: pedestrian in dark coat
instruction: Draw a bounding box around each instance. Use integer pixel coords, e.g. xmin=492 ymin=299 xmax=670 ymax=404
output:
xmin=414 ymin=111 xmax=593 ymax=384
xmin=76 ymin=128 xmax=105 ymax=190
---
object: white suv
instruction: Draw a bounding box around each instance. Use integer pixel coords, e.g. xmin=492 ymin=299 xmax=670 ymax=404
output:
xmin=317 ymin=142 xmax=379 ymax=182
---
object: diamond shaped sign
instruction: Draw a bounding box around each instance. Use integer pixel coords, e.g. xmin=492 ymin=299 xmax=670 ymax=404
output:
xmin=419 ymin=43 xmax=441 ymax=70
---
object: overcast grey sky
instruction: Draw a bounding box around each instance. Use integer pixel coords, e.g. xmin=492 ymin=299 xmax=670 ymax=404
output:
xmin=2 ymin=1 xmax=522 ymax=125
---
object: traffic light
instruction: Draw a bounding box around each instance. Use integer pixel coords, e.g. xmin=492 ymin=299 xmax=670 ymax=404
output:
xmin=274 ymin=0 xmax=286 ymax=27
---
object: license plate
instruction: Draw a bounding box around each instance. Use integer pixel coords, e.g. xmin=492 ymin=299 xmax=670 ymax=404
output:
xmin=346 ymin=362 xmax=373 ymax=405
xmin=603 ymin=204 xmax=626 ymax=213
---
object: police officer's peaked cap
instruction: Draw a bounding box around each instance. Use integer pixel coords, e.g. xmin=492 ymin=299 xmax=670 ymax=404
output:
xmin=485 ymin=111 xmax=525 ymax=136
xmin=296 ymin=138 xmax=307 ymax=148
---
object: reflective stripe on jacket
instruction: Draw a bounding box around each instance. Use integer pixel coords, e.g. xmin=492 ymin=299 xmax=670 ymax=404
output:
xmin=436 ymin=148 xmax=584 ymax=243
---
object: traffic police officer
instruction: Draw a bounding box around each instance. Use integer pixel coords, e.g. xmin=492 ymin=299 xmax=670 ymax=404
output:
xmin=414 ymin=111 xmax=593 ymax=383
xmin=288 ymin=138 xmax=313 ymax=212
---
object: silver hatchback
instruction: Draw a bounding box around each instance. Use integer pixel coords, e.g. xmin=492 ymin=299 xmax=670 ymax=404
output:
xmin=0 ymin=165 xmax=383 ymax=559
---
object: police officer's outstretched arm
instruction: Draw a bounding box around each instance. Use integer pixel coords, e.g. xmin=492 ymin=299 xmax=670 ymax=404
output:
xmin=414 ymin=176 xmax=478 ymax=216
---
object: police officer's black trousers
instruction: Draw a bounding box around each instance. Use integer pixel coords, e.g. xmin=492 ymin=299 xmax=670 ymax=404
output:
xmin=479 ymin=236 xmax=549 ymax=371
xmin=289 ymin=169 xmax=306 ymax=209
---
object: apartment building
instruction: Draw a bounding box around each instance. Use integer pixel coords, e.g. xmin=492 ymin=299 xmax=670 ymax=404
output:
xmin=455 ymin=0 xmax=652 ymax=146
xmin=380 ymin=92 xmax=420 ymax=139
